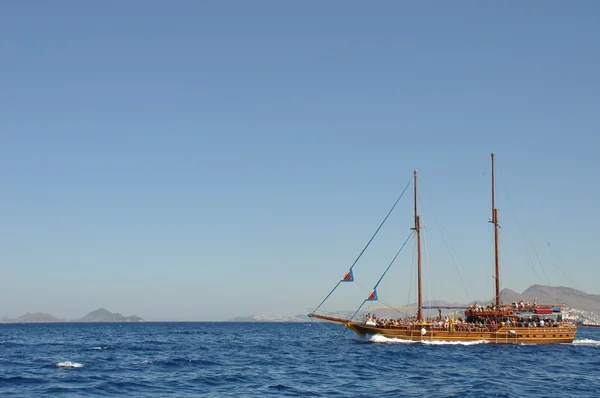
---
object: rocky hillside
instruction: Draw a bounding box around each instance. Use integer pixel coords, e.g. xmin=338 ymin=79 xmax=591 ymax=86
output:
xmin=1 ymin=312 xmax=66 ymax=323
xmin=72 ymin=308 xmax=144 ymax=322
xmin=499 ymin=285 xmax=600 ymax=313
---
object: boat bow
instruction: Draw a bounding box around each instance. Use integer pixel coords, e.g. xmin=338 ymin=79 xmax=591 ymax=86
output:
xmin=307 ymin=313 xmax=351 ymax=324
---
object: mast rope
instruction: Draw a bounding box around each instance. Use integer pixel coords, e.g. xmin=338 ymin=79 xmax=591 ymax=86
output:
xmin=311 ymin=180 xmax=412 ymax=314
xmin=436 ymin=220 xmax=473 ymax=301
xmin=369 ymin=298 xmax=411 ymax=318
xmin=547 ymin=242 xmax=587 ymax=294
xmin=344 ymin=231 xmax=415 ymax=324
xmin=521 ymin=224 xmax=550 ymax=284
xmin=407 ymin=228 xmax=415 ymax=312
xmin=422 ymin=222 xmax=433 ymax=315
xmin=503 ymin=203 xmax=540 ymax=279
xmin=501 ymin=185 xmax=551 ymax=285
xmin=309 ymin=312 xmax=356 ymax=344
xmin=371 ymin=231 xmax=415 ymax=295
xmin=497 ymin=168 xmax=554 ymax=288
xmin=485 ymin=221 xmax=493 ymax=304
xmin=499 ymin=169 xmax=582 ymax=298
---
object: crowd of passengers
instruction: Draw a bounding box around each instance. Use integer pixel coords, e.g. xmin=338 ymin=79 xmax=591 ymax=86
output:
xmin=363 ymin=312 xmax=567 ymax=332
xmin=467 ymin=299 xmax=544 ymax=313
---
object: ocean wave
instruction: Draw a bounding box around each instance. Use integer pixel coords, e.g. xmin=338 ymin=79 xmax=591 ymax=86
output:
xmin=0 ymin=375 xmax=45 ymax=384
xmin=1 ymin=322 xmax=598 ymax=397
xmin=56 ymin=361 xmax=83 ymax=368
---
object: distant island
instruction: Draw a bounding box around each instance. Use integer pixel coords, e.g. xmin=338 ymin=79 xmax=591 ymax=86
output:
xmin=72 ymin=308 xmax=144 ymax=323
xmin=1 ymin=312 xmax=66 ymax=323
xmin=1 ymin=308 xmax=144 ymax=323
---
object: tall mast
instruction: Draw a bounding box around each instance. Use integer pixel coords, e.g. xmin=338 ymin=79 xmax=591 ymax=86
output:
xmin=413 ymin=170 xmax=423 ymax=321
xmin=491 ymin=153 xmax=500 ymax=307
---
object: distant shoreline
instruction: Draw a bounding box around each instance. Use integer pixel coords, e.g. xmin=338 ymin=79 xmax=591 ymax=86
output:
xmin=0 ymin=320 xmax=312 ymax=324
xmin=1 ymin=309 xmax=144 ymax=323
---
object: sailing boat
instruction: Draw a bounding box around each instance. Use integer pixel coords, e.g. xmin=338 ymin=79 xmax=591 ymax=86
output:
xmin=309 ymin=153 xmax=578 ymax=344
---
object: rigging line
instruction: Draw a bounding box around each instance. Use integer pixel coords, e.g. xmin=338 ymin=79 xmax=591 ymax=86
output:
xmin=311 ymin=281 xmax=341 ymax=315
xmin=526 ymin=231 xmax=550 ymax=285
xmin=415 ymin=173 xmax=425 ymax=311
xmin=345 ymin=231 xmax=415 ymax=327
xmin=372 ymin=231 xmax=415 ymax=292
xmin=311 ymin=312 xmax=341 ymax=336
xmin=340 ymin=300 xmax=367 ymax=338
xmin=353 ymin=280 xmax=374 ymax=298
xmin=501 ymin=187 xmax=547 ymax=283
xmin=497 ymin=168 xmax=551 ymax=287
xmin=348 ymin=179 xmax=412 ymax=272
xmin=547 ymin=242 xmax=587 ymax=294
xmin=516 ymin=213 xmax=551 ymax=286
xmin=407 ymin=230 xmax=415 ymax=310
xmin=436 ymin=220 xmax=473 ymax=301
xmin=306 ymin=308 xmax=349 ymax=342
xmin=422 ymin=222 xmax=432 ymax=313
xmin=480 ymin=157 xmax=490 ymax=179
xmin=353 ymin=276 xmax=383 ymax=299
xmin=503 ymin=203 xmax=539 ymax=279
xmin=311 ymin=179 xmax=412 ymax=314
xmin=446 ymin=225 xmax=475 ymax=296
xmin=373 ymin=298 xmax=410 ymax=318
xmin=485 ymin=221 xmax=492 ymax=304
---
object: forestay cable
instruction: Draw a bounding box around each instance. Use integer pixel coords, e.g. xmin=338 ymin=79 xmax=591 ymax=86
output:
xmin=344 ymin=231 xmax=415 ymax=325
xmin=312 ymin=180 xmax=411 ymax=313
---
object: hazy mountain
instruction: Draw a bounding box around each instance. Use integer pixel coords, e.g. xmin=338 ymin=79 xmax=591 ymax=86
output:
xmin=499 ymin=285 xmax=600 ymax=314
xmin=397 ymin=285 xmax=600 ymax=315
xmin=1 ymin=312 xmax=66 ymax=323
xmin=237 ymin=285 xmax=600 ymax=323
xmin=72 ymin=308 xmax=144 ymax=322
xmin=228 ymin=314 xmax=310 ymax=322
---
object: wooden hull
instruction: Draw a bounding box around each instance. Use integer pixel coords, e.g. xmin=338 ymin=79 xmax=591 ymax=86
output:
xmin=346 ymin=322 xmax=577 ymax=345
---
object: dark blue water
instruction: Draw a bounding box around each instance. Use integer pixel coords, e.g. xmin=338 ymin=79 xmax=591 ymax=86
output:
xmin=1 ymin=322 xmax=599 ymax=397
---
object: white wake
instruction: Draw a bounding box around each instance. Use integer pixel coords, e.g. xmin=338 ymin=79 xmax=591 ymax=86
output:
xmin=369 ymin=335 xmax=417 ymax=344
xmin=572 ymin=338 xmax=600 ymax=346
xmin=369 ymin=334 xmax=489 ymax=345
xmin=421 ymin=339 xmax=490 ymax=346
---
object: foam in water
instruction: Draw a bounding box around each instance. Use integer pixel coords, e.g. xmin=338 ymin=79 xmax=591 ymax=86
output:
xmin=371 ymin=335 xmax=600 ymax=346
xmin=56 ymin=361 xmax=84 ymax=368
xmin=369 ymin=334 xmax=489 ymax=345
xmin=369 ymin=334 xmax=417 ymax=344
xmin=420 ymin=339 xmax=489 ymax=346
xmin=572 ymin=338 xmax=600 ymax=346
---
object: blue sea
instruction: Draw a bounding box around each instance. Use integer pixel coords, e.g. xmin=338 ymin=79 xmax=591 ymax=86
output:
xmin=1 ymin=322 xmax=599 ymax=397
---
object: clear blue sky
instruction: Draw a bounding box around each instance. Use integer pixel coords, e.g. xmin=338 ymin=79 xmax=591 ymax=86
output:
xmin=1 ymin=1 xmax=599 ymax=320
